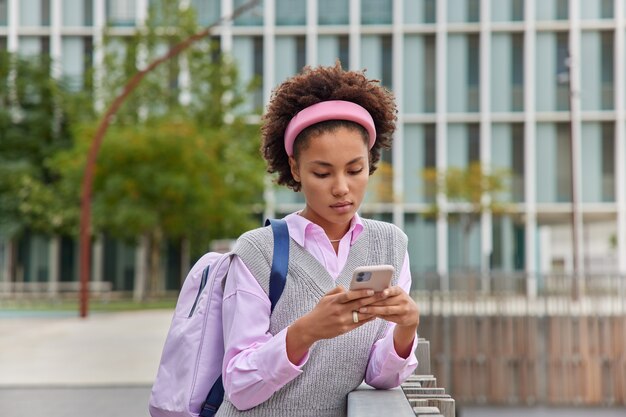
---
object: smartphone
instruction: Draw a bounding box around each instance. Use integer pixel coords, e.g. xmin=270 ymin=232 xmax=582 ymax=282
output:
xmin=349 ymin=265 xmax=394 ymax=292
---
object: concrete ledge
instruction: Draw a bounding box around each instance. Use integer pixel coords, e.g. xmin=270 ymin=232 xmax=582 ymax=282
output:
xmin=347 ymin=384 xmax=414 ymax=417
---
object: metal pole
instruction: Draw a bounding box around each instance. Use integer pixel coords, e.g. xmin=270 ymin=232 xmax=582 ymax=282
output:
xmin=565 ymin=52 xmax=583 ymax=300
xmin=78 ymin=0 xmax=261 ymax=318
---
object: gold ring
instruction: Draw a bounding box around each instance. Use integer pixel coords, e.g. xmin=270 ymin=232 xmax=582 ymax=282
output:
xmin=352 ymin=311 xmax=359 ymax=324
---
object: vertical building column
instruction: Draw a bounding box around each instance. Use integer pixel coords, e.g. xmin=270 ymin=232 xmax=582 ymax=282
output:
xmin=220 ymin=0 xmax=233 ymax=52
xmin=136 ymin=0 xmax=148 ymax=25
xmin=436 ymin=0 xmax=449 ymax=290
xmin=262 ymin=0 xmax=276 ymax=221
xmin=133 ymin=235 xmax=148 ymax=302
xmin=93 ymin=0 xmax=106 ymax=113
xmin=1 ymin=237 xmax=9 ymax=285
xmin=306 ymin=0 xmax=317 ymax=65
xmin=615 ymin=0 xmax=626 ymax=274
xmin=48 ymin=236 xmax=60 ymax=297
xmin=92 ymin=235 xmax=104 ymax=284
xmin=7 ymin=0 xmax=18 ymax=51
xmin=392 ymin=0 xmax=404 ymax=229
xmin=263 ymin=0 xmax=275 ymax=103
xmin=348 ymin=0 xmax=360 ymax=71
xmin=479 ymin=0 xmax=492 ymax=289
xmin=178 ymin=0 xmax=191 ymax=107
xmin=524 ymin=0 xmax=538 ymax=297
xmin=50 ymin=0 xmax=62 ymax=79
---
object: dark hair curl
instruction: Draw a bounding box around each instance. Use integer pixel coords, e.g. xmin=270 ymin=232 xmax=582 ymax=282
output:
xmin=261 ymin=62 xmax=397 ymax=191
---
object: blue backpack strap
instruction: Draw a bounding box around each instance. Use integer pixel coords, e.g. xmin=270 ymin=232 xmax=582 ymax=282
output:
xmin=199 ymin=219 xmax=289 ymax=417
xmin=200 ymin=375 xmax=224 ymax=417
xmin=264 ymin=218 xmax=289 ymax=312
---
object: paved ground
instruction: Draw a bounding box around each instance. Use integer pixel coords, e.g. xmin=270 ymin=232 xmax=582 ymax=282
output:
xmin=0 ymin=309 xmax=172 ymax=417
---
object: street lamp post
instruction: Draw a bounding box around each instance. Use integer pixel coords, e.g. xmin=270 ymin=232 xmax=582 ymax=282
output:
xmin=559 ymin=52 xmax=584 ymax=300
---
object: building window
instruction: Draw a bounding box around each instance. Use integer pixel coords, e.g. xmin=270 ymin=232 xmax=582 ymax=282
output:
xmin=468 ymin=124 xmax=480 ymax=164
xmin=318 ymin=35 xmax=349 ymax=68
xmin=555 ymin=32 xmax=569 ymax=111
xmin=191 ymin=0 xmax=220 ymax=26
xmin=492 ymin=123 xmax=524 ymax=203
xmin=41 ymin=0 xmax=50 ymax=26
xmin=601 ymin=0 xmax=613 ymax=18
xmin=511 ymin=34 xmax=524 ymax=111
xmin=107 ymin=0 xmax=137 ymax=27
xmin=404 ymin=213 xmax=437 ymax=280
xmin=252 ymin=36 xmax=263 ymax=110
xmin=403 ymin=124 xmax=436 ymax=203
xmin=601 ymin=123 xmax=615 ymax=202
xmin=424 ymin=124 xmax=437 ymax=201
xmin=467 ymin=0 xmax=480 ymax=22
xmin=511 ymin=124 xmax=524 ymax=202
xmin=536 ymin=0 xmax=568 ymax=20
xmin=232 ymin=35 xmax=263 ymax=113
xmin=424 ymin=36 xmax=436 ymax=112
xmin=467 ymin=34 xmax=480 ymax=112
xmin=556 ymin=0 xmax=568 ymax=19
xmin=581 ymin=0 xmax=613 ymax=19
xmin=276 ymin=0 xmax=305 ymax=26
xmin=361 ymin=0 xmax=392 ymax=25
xmin=274 ymin=36 xmax=306 ymax=84
xmin=601 ymin=31 xmax=614 ymax=110
xmin=491 ymin=214 xmax=525 ymax=272
xmin=0 ymin=0 xmax=7 ymax=26
xmin=84 ymin=0 xmax=93 ymax=26
xmin=63 ymin=0 xmax=93 ymax=26
xmin=448 ymin=123 xmax=480 ymax=168
xmin=381 ymin=35 xmax=392 ymax=88
xmin=424 ymin=0 xmax=436 ymax=23
xmin=318 ymin=0 xmax=349 ymax=25
xmin=234 ymin=0 xmax=263 ymax=26
xmin=448 ymin=0 xmax=479 ymax=22
xmin=448 ymin=34 xmax=480 ymax=112
xmin=361 ymin=35 xmax=393 ymax=89
xmin=555 ymin=123 xmax=572 ymax=203
xmin=491 ymin=0 xmax=524 ymax=22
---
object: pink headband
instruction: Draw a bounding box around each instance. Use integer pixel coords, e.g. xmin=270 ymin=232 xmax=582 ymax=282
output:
xmin=284 ymin=100 xmax=377 ymax=156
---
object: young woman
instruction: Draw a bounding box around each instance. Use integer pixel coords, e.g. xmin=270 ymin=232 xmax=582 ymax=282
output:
xmin=216 ymin=64 xmax=419 ymax=417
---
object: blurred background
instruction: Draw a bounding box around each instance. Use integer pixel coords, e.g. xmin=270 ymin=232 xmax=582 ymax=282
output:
xmin=0 ymin=0 xmax=625 ymax=416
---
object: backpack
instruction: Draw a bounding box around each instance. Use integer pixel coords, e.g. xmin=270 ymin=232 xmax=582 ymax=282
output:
xmin=148 ymin=219 xmax=290 ymax=417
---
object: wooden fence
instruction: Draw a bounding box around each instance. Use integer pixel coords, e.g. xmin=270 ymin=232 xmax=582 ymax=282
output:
xmin=415 ymin=293 xmax=626 ymax=406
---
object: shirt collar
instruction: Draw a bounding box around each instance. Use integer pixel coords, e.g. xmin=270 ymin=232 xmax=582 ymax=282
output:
xmin=284 ymin=211 xmax=364 ymax=248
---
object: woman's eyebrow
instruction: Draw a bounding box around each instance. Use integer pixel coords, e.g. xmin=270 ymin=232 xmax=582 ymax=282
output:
xmin=309 ymin=157 xmax=365 ymax=167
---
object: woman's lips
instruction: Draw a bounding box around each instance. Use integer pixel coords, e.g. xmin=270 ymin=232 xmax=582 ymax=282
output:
xmin=330 ymin=202 xmax=352 ymax=213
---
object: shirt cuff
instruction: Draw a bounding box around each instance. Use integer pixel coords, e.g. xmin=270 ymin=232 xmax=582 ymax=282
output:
xmin=365 ymin=328 xmax=418 ymax=388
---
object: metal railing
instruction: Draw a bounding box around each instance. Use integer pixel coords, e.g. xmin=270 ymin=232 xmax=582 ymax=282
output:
xmin=347 ymin=338 xmax=456 ymax=417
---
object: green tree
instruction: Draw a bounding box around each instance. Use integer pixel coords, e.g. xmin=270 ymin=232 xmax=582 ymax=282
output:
xmin=0 ymin=51 xmax=79 ymax=238
xmin=53 ymin=0 xmax=264 ymax=297
xmin=423 ymin=162 xmax=510 ymax=271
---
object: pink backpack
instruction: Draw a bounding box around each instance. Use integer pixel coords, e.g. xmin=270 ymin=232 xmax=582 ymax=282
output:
xmin=148 ymin=219 xmax=289 ymax=417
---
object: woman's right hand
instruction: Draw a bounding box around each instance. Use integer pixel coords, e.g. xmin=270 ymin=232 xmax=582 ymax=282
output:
xmin=285 ymin=286 xmax=385 ymax=363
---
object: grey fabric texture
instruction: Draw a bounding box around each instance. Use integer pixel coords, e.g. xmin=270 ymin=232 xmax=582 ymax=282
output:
xmin=215 ymin=219 xmax=408 ymax=417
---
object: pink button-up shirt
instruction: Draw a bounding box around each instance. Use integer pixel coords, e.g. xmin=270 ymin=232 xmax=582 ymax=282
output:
xmin=221 ymin=212 xmax=418 ymax=410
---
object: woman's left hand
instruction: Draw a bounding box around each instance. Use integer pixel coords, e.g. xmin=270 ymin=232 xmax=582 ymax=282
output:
xmin=357 ymin=286 xmax=419 ymax=328
xmin=356 ymin=286 xmax=419 ymax=358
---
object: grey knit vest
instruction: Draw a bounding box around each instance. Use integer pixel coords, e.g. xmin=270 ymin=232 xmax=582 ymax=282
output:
xmin=215 ymin=219 xmax=408 ymax=417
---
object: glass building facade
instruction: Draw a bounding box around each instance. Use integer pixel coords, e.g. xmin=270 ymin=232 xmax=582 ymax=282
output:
xmin=1 ymin=0 xmax=625 ymax=292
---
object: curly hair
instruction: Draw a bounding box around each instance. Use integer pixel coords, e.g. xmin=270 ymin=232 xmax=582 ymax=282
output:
xmin=261 ymin=62 xmax=397 ymax=191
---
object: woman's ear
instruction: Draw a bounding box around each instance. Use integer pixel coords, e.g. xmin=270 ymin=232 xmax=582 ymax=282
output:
xmin=288 ymin=156 xmax=301 ymax=182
